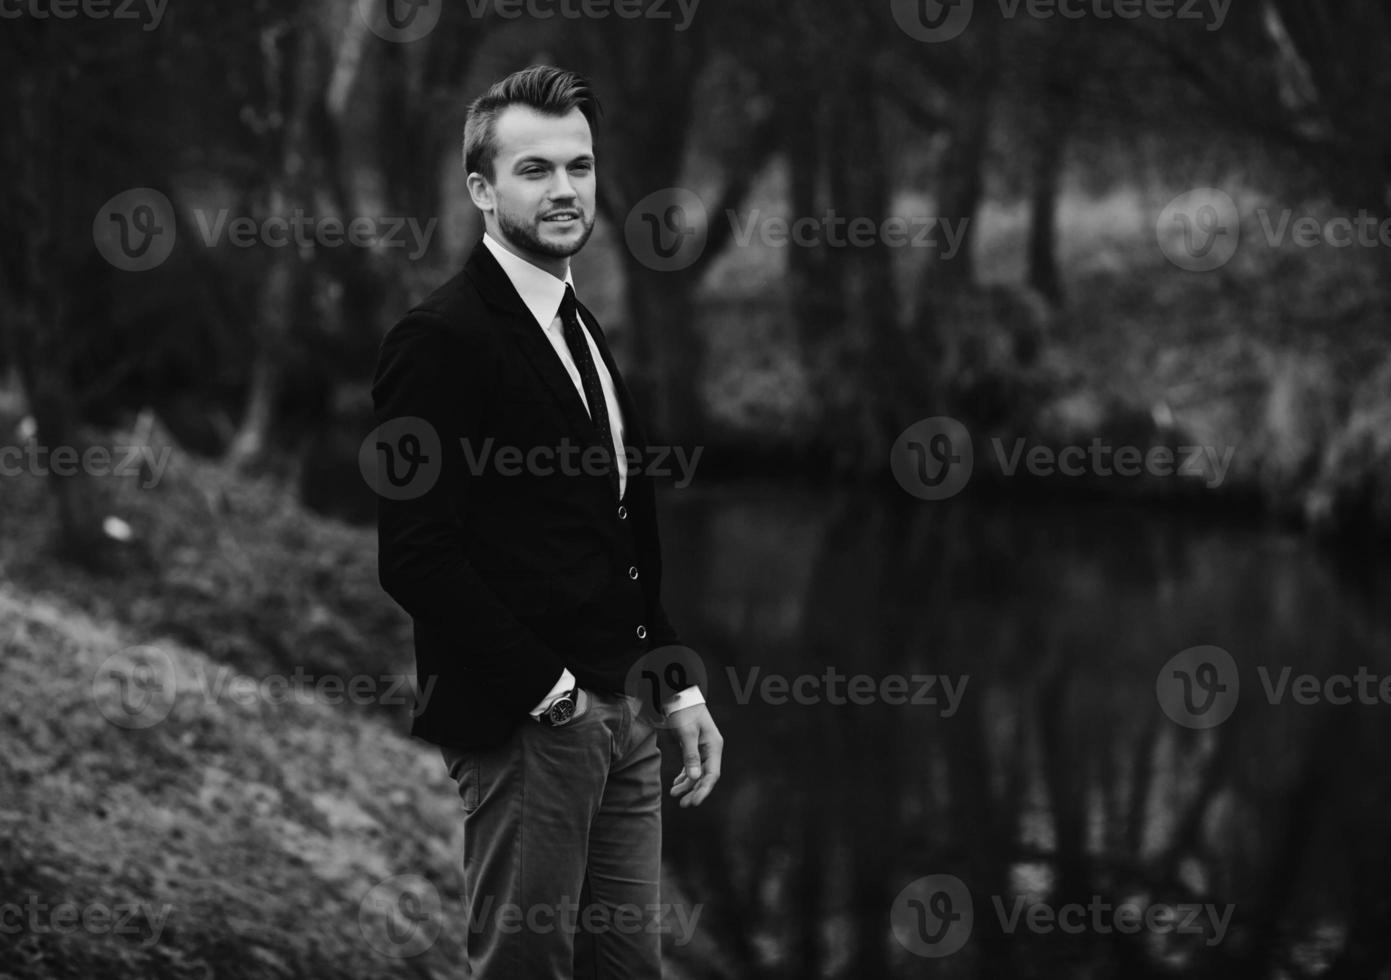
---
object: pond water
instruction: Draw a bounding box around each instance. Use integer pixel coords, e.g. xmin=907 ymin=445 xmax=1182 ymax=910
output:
xmin=655 ymin=482 xmax=1391 ymax=979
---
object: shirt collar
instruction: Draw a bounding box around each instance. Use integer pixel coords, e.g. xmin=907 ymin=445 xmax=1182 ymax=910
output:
xmin=482 ymin=232 xmax=574 ymax=330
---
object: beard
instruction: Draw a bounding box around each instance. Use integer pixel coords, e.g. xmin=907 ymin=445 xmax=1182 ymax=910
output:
xmin=497 ymin=201 xmax=595 ymax=260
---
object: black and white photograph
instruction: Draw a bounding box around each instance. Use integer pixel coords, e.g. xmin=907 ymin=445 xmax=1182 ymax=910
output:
xmin=2 ymin=1 xmax=1390 ymax=977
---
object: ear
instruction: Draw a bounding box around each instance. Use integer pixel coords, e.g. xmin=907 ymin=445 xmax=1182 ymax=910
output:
xmin=466 ymin=172 xmax=494 ymax=214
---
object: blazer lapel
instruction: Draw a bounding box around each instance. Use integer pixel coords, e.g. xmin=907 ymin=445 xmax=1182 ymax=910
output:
xmin=464 ymin=244 xmax=597 ymax=445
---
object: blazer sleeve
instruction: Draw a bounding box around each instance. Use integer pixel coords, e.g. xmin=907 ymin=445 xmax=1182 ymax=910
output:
xmin=634 ymin=466 xmax=683 ymax=651
xmin=372 ymin=310 xmax=565 ymax=716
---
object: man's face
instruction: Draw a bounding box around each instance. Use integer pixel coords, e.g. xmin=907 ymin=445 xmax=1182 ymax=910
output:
xmin=473 ymin=105 xmax=596 ymax=268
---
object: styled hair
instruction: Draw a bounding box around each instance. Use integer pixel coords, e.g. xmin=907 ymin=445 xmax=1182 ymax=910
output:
xmin=463 ymin=65 xmax=602 ymax=180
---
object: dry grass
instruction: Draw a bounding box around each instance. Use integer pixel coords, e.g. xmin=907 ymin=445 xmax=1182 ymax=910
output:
xmin=0 ymin=440 xmax=471 ymax=979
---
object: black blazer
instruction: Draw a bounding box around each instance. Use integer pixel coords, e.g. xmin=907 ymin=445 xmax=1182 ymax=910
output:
xmin=372 ymin=242 xmax=681 ymax=749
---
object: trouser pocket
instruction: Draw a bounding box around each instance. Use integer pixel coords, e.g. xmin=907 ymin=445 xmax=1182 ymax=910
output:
xmin=441 ymin=746 xmax=480 ymax=813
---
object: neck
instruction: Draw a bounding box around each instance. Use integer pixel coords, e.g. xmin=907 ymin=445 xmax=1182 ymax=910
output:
xmin=487 ymin=225 xmax=568 ymax=280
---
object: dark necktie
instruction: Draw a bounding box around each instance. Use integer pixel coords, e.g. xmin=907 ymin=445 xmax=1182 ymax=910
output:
xmin=558 ymin=284 xmax=619 ymax=497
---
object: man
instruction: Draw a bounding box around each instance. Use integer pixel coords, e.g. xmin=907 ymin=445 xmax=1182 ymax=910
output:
xmin=371 ymin=65 xmax=723 ymax=978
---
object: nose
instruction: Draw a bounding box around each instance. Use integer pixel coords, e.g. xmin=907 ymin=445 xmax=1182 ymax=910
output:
xmin=549 ymin=170 xmax=577 ymax=201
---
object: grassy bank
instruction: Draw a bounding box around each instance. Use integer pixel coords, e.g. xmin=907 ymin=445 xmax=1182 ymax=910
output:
xmin=0 ymin=443 xmax=720 ymax=979
xmin=0 ymin=446 xmax=465 ymax=978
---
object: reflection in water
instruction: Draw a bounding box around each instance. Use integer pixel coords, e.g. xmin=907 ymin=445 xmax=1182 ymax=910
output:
xmin=656 ymin=482 xmax=1391 ymax=979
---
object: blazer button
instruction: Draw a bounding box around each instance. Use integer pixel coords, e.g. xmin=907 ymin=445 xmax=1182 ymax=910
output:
xmin=617 ymin=505 xmax=628 ymax=520
xmin=635 ymin=625 xmax=647 ymax=640
xmin=628 ymin=566 xmax=639 ymax=580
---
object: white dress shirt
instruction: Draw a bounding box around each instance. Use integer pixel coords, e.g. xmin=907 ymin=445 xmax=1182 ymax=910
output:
xmin=480 ymin=234 xmax=705 ymax=719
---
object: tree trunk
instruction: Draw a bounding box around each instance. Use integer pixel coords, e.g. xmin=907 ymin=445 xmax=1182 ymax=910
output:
xmin=812 ymin=36 xmax=918 ymax=474
xmin=1026 ymin=119 xmax=1067 ymax=307
xmin=915 ymin=14 xmax=1001 ymax=311
xmin=225 ymin=249 xmax=292 ymax=468
xmin=620 ymin=265 xmax=704 ymax=445
xmin=226 ymin=20 xmax=318 ymax=471
xmin=5 ymin=49 xmax=105 ymax=558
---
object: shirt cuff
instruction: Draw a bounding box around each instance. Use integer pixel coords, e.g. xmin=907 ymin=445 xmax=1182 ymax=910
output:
xmin=529 ymin=668 xmax=576 ymax=719
xmin=661 ymin=685 xmax=705 ymax=716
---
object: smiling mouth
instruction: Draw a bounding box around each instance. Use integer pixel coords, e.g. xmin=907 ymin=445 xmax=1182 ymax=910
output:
xmin=542 ymin=211 xmax=581 ymax=223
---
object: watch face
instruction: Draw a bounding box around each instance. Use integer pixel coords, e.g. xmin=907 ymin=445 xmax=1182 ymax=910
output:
xmin=548 ymin=698 xmax=576 ymax=726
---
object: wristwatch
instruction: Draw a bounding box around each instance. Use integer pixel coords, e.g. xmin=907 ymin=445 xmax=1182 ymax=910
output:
xmin=538 ymin=686 xmax=580 ymax=728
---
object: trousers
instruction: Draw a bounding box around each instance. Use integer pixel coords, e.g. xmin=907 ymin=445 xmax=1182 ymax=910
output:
xmin=441 ymin=689 xmax=663 ymax=978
